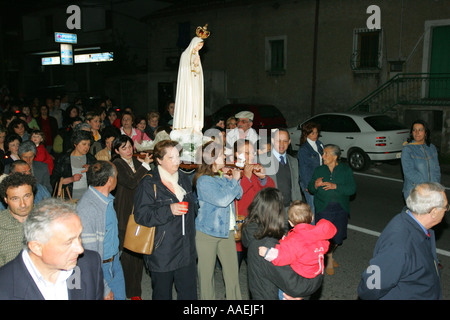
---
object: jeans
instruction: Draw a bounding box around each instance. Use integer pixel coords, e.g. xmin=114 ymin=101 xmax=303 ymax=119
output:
xmin=102 ymin=255 xmax=126 ymax=300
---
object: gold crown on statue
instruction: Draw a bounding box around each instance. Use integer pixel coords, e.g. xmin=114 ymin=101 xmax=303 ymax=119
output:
xmin=196 ymin=24 xmax=210 ymax=39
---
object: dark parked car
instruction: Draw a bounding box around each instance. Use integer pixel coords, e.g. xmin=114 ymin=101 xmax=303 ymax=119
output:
xmin=204 ymin=104 xmax=287 ymax=131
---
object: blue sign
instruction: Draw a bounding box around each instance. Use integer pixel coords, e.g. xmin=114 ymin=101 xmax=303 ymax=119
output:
xmin=55 ymin=32 xmax=77 ymax=44
xmin=41 ymin=57 xmax=61 ymax=65
xmin=75 ymin=52 xmax=114 ymax=63
xmin=60 ymin=44 xmax=73 ymax=65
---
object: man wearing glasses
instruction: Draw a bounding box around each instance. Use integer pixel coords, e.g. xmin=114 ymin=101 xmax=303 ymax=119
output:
xmin=358 ymin=182 xmax=447 ymax=300
xmin=225 ymin=111 xmax=259 ymax=160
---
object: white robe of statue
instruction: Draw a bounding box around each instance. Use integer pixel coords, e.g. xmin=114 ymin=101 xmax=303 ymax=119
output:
xmin=173 ymin=36 xmax=204 ymax=133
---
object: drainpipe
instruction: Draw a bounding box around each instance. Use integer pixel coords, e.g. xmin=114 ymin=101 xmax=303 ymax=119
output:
xmin=311 ymin=0 xmax=320 ymax=117
xmin=398 ymin=0 xmax=405 ymax=58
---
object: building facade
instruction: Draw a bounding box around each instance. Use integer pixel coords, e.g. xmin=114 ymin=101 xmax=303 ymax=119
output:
xmin=145 ymin=0 xmax=450 ymax=128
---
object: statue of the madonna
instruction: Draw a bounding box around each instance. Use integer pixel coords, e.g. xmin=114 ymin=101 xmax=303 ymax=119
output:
xmin=172 ymin=24 xmax=210 ymax=133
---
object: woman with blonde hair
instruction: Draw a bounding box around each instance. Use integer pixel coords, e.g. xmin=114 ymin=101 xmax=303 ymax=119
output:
xmin=226 ymin=116 xmax=237 ymax=130
xmin=145 ymin=111 xmax=160 ymax=140
xmin=85 ymin=111 xmax=102 ymax=143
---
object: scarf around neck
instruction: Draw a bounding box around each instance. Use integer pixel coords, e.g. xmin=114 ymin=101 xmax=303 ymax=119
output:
xmin=158 ymin=166 xmax=186 ymax=202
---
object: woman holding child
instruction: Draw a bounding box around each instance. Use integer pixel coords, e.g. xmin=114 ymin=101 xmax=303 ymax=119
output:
xmin=242 ymin=188 xmax=327 ymax=300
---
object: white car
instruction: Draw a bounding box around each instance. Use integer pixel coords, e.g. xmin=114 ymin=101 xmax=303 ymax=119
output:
xmin=287 ymin=112 xmax=410 ymax=171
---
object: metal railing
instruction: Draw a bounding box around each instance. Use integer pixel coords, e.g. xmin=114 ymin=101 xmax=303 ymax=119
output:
xmin=348 ymin=73 xmax=450 ymax=113
xmin=350 ymin=51 xmax=382 ymax=71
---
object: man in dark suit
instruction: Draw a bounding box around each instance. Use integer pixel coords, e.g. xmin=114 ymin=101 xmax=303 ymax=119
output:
xmin=0 ymin=198 xmax=104 ymax=300
xmin=258 ymin=128 xmax=303 ymax=229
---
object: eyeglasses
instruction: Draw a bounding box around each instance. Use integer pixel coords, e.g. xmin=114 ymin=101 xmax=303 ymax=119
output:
xmin=444 ymin=203 xmax=450 ymax=212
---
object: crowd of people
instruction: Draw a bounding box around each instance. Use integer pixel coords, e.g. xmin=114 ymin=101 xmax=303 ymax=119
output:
xmin=0 ymin=89 xmax=446 ymax=300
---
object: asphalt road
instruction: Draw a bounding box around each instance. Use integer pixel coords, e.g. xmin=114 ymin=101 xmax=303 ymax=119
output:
xmin=140 ymin=160 xmax=450 ymax=300
xmin=355 ymin=160 xmax=450 ymax=253
xmin=317 ymin=160 xmax=450 ymax=300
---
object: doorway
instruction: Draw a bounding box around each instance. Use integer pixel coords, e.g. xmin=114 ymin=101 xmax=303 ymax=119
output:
xmin=429 ymin=25 xmax=450 ymax=99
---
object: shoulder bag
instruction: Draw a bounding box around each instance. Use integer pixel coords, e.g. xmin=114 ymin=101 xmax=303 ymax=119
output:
xmin=52 ymin=177 xmax=77 ymax=203
xmin=123 ymin=175 xmax=156 ymax=255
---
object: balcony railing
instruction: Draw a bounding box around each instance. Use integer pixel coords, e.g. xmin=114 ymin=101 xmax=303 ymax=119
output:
xmin=348 ymin=73 xmax=450 ymax=113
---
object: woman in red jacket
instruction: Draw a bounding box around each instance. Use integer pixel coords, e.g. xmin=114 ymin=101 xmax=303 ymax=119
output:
xmin=233 ymin=139 xmax=275 ymax=267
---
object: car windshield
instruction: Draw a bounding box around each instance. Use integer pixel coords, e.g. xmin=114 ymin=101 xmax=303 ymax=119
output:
xmin=258 ymin=106 xmax=283 ymax=118
xmin=364 ymin=115 xmax=407 ymax=131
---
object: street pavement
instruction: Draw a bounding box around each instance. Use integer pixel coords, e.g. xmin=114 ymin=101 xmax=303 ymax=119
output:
xmin=140 ymin=229 xmax=450 ymax=300
xmin=139 ymin=160 xmax=450 ymax=300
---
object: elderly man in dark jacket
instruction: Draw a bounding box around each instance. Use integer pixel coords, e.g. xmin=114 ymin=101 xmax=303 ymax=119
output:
xmin=5 ymin=140 xmax=52 ymax=194
xmin=0 ymin=198 xmax=104 ymax=300
xmin=358 ymin=182 xmax=446 ymax=300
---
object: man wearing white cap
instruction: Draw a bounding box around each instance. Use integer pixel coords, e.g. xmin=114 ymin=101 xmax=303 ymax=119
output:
xmin=225 ymin=111 xmax=259 ymax=161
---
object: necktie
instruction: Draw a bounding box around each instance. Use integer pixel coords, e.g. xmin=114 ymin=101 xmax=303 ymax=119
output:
xmin=280 ymin=156 xmax=286 ymax=165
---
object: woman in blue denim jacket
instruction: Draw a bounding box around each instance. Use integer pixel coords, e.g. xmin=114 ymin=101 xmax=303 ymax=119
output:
xmin=193 ymin=141 xmax=243 ymax=300
xmin=297 ymin=122 xmax=323 ymax=213
xmin=401 ymin=120 xmax=441 ymax=201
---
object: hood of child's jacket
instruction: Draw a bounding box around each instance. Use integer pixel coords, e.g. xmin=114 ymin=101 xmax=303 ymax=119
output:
xmin=291 ymin=219 xmax=337 ymax=242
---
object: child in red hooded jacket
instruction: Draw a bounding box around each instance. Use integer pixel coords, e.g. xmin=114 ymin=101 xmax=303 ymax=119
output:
xmin=30 ymin=129 xmax=54 ymax=175
xmin=259 ymin=200 xmax=336 ymax=299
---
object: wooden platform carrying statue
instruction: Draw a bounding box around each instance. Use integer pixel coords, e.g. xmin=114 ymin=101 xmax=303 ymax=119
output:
xmin=170 ymin=24 xmax=211 ymax=162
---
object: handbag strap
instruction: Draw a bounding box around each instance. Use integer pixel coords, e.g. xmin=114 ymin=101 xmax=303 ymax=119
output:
xmin=66 ymin=186 xmax=72 ymax=201
xmin=52 ymin=180 xmax=58 ymax=197
xmin=52 ymin=177 xmax=64 ymax=199
xmin=57 ymin=177 xmax=64 ymax=197
xmin=129 ymin=173 xmax=155 ymax=218
xmin=58 ymin=180 xmax=73 ymax=201
xmin=142 ymin=173 xmax=156 ymax=199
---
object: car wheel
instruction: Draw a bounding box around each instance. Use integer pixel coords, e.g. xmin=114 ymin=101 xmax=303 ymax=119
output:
xmin=348 ymin=148 xmax=370 ymax=171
